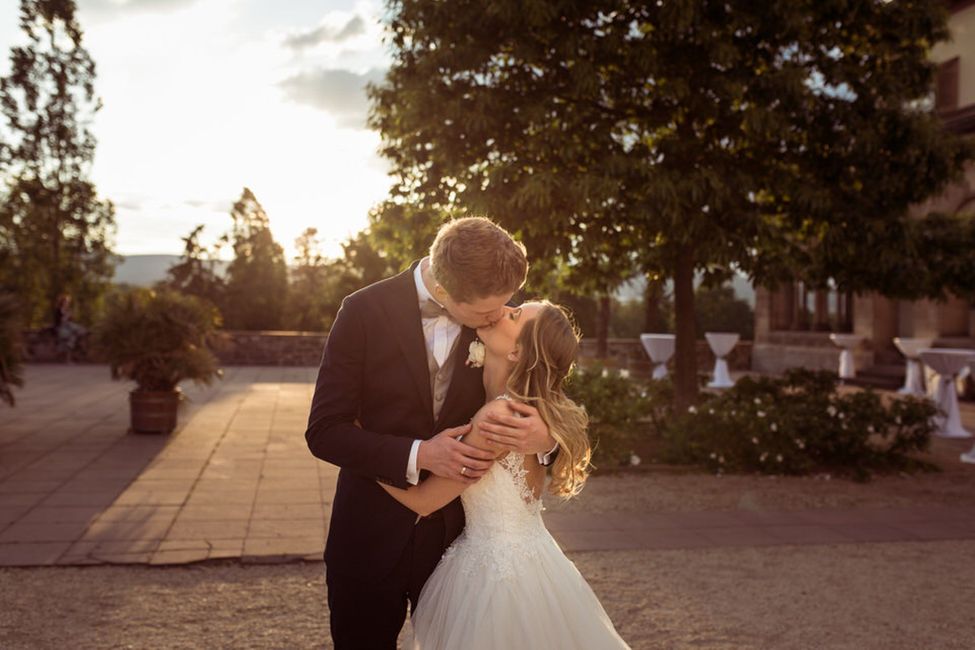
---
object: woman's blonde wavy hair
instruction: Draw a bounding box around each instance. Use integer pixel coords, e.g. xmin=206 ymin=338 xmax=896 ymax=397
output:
xmin=505 ymin=301 xmax=591 ymax=499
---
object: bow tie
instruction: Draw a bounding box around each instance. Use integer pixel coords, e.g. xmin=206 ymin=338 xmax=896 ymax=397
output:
xmin=420 ymin=298 xmax=451 ymax=320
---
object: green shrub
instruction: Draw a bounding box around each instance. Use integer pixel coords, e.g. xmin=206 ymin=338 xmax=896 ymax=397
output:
xmin=91 ymin=288 xmax=223 ymax=392
xmin=0 ymin=293 xmax=25 ymax=406
xmin=661 ymin=368 xmax=938 ymax=481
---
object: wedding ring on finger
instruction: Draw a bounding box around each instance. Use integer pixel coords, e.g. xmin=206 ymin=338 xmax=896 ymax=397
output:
xmin=461 ymin=466 xmax=468 ymax=476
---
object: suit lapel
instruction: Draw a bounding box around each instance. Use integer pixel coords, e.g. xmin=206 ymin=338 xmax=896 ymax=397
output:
xmin=379 ymin=262 xmax=434 ymax=424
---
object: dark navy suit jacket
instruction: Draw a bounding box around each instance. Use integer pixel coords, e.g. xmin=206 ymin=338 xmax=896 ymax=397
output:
xmin=305 ymin=261 xmax=485 ymax=582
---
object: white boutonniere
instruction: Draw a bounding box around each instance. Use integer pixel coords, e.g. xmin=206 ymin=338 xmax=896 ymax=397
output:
xmin=466 ymin=338 xmax=486 ymax=368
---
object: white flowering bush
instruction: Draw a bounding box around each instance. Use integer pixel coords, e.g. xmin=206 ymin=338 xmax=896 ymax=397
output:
xmin=564 ymin=364 xmax=657 ymax=466
xmin=660 ymin=368 xmax=938 ymax=481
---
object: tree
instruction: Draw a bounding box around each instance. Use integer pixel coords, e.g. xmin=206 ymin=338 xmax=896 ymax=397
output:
xmin=320 ymin=230 xmax=396 ymax=327
xmin=365 ymin=199 xmax=455 ymax=273
xmin=222 ymin=188 xmax=288 ymax=330
xmin=340 ymin=229 xmax=394 ymax=291
xmin=0 ymin=0 xmax=117 ymax=327
xmin=159 ymin=224 xmax=225 ymax=308
xmin=692 ymin=284 xmax=754 ymax=340
xmin=370 ymin=0 xmax=972 ymax=410
xmin=287 ymin=227 xmax=331 ymax=331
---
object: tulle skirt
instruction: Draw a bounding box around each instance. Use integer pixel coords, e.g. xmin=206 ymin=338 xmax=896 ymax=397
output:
xmin=410 ymin=529 xmax=630 ymax=649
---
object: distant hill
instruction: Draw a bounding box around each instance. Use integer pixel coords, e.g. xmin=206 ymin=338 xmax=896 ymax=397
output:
xmin=112 ymin=255 xmax=229 ymax=287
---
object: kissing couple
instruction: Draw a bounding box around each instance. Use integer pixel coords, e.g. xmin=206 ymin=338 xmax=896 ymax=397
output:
xmin=306 ymin=217 xmax=630 ymax=649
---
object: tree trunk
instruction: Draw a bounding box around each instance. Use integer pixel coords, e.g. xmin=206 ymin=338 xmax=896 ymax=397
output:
xmin=596 ymin=294 xmax=611 ymax=359
xmin=814 ymin=290 xmax=829 ymax=331
xmin=644 ymin=275 xmax=662 ymax=332
xmin=673 ymin=245 xmax=698 ymax=411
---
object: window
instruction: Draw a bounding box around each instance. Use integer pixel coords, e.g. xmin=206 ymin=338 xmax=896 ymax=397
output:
xmin=935 ymin=57 xmax=960 ymax=112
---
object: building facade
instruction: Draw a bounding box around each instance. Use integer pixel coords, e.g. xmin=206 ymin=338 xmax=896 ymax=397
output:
xmin=752 ymin=1 xmax=975 ymax=377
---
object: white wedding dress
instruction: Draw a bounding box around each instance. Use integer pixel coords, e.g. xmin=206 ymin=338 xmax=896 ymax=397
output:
xmin=410 ymin=428 xmax=630 ymax=649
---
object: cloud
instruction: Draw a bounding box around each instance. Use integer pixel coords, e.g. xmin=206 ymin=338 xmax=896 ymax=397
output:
xmin=182 ymin=199 xmax=232 ymax=212
xmin=80 ymin=0 xmax=200 ymax=18
xmin=115 ymin=198 xmax=144 ymax=211
xmin=283 ymin=15 xmax=367 ymax=51
xmin=278 ymin=67 xmax=385 ymax=129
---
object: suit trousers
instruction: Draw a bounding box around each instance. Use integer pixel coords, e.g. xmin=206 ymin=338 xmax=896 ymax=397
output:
xmin=326 ymin=514 xmax=447 ymax=649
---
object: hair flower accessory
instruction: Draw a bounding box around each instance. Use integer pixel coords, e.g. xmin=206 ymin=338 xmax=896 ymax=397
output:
xmin=466 ymin=338 xmax=486 ymax=368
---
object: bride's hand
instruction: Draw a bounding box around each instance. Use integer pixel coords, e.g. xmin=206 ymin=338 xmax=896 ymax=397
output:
xmin=417 ymin=423 xmax=495 ymax=483
xmin=480 ymin=402 xmax=556 ymax=455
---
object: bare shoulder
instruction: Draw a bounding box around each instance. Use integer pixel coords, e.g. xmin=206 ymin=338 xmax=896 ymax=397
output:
xmin=465 ymin=400 xmax=513 ymax=458
xmin=480 ymin=398 xmax=516 ymax=418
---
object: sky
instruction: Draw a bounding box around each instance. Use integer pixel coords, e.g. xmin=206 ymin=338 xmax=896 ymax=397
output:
xmin=0 ymin=0 xmax=394 ymax=260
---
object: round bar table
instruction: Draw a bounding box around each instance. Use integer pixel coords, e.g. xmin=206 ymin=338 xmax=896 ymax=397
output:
xmin=829 ymin=333 xmax=863 ymax=380
xmin=705 ymin=332 xmax=739 ymax=388
xmin=640 ymin=334 xmax=676 ymax=380
xmin=893 ymin=337 xmax=934 ymax=397
xmin=919 ymin=348 xmax=975 ymax=440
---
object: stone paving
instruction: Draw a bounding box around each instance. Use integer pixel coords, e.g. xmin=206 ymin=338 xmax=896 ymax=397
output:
xmin=0 ymin=365 xmax=330 ymax=566
xmin=2 ymin=364 xmax=974 ymax=567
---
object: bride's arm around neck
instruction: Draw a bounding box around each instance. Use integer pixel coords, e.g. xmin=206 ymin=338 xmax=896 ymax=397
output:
xmin=378 ymin=400 xmax=509 ymax=516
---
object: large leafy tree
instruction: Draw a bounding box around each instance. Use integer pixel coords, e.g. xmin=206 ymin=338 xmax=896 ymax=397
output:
xmin=370 ymin=0 xmax=972 ymax=408
xmin=365 ymin=200 xmax=447 ymax=274
xmin=222 ymin=188 xmax=288 ymax=330
xmin=0 ymin=0 xmax=117 ymax=328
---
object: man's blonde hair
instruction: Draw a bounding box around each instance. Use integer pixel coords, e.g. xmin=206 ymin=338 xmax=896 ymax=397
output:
xmin=430 ymin=217 xmax=528 ymax=303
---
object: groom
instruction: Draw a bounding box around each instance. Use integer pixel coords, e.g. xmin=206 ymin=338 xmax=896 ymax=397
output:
xmin=305 ymin=217 xmax=558 ymax=648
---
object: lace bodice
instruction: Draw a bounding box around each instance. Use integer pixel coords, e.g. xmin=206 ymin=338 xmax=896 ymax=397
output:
xmin=443 ymin=394 xmax=549 ymax=581
xmin=447 ymin=451 xmax=547 ymax=580
xmin=462 ymin=452 xmax=544 ymax=530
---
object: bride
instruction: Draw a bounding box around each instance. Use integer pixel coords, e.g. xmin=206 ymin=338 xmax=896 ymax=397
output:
xmin=379 ymin=300 xmax=630 ymax=649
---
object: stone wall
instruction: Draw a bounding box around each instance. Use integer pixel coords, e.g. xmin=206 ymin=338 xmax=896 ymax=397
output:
xmin=23 ymin=329 xmax=753 ymax=374
xmin=210 ymin=330 xmax=327 ymax=366
xmin=22 ymin=329 xmax=328 ymax=367
xmin=577 ymin=338 xmax=753 ymax=378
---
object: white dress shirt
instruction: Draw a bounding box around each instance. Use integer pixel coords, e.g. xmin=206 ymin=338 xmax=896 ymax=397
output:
xmin=407 ymin=259 xmax=461 ymax=485
xmin=405 ymin=258 xmax=557 ymax=486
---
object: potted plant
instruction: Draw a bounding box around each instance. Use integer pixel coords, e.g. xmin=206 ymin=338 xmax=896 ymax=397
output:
xmin=0 ymin=293 xmax=25 ymax=407
xmin=92 ymin=287 xmax=223 ymax=433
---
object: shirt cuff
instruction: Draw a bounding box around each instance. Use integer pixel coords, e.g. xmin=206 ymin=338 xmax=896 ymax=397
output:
xmin=537 ymin=441 xmax=559 ymax=466
xmin=406 ymin=439 xmax=422 ymax=485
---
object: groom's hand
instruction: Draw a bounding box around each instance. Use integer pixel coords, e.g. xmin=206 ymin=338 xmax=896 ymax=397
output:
xmin=480 ymin=402 xmax=557 ymax=455
xmin=417 ymin=424 xmax=494 ymax=484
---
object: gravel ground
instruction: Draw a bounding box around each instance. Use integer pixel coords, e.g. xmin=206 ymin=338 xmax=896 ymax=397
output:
xmin=2 ymin=540 xmax=973 ymax=649
xmin=3 ymin=431 xmax=974 ymax=648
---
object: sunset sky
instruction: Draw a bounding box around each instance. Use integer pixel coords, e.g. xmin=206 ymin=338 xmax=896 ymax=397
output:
xmin=0 ymin=0 xmax=393 ymax=260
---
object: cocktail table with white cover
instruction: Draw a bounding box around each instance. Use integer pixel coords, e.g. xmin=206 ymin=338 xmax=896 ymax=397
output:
xmin=829 ymin=333 xmax=863 ymax=380
xmin=893 ymin=337 xmax=934 ymax=397
xmin=919 ymin=348 xmax=975 ymax=440
xmin=705 ymin=332 xmax=739 ymax=388
xmin=640 ymin=333 xmax=676 ymax=380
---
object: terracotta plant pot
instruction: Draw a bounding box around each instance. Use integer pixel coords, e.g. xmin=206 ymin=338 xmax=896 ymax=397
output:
xmin=129 ymin=388 xmax=182 ymax=434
